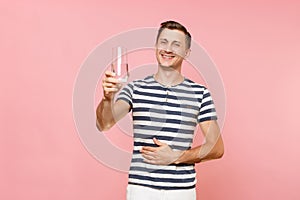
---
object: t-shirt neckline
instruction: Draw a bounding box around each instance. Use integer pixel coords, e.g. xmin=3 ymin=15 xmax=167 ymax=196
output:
xmin=152 ymin=74 xmax=186 ymax=88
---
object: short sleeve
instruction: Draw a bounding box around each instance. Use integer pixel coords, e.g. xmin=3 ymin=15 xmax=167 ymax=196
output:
xmin=197 ymin=88 xmax=218 ymax=123
xmin=116 ymin=81 xmax=134 ymax=110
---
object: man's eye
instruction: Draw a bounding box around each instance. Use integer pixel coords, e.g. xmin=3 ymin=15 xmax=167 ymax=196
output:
xmin=174 ymin=43 xmax=180 ymax=47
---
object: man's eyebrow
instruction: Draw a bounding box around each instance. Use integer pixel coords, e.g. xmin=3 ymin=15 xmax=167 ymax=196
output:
xmin=159 ymin=38 xmax=181 ymax=43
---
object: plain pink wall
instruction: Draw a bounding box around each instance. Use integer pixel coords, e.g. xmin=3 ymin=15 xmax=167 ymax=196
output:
xmin=1 ymin=0 xmax=299 ymax=199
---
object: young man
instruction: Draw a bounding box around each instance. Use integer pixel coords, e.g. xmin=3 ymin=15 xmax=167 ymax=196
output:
xmin=96 ymin=21 xmax=224 ymax=200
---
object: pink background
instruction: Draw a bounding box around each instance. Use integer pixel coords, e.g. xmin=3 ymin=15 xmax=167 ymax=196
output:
xmin=1 ymin=0 xmax=299 ymax=199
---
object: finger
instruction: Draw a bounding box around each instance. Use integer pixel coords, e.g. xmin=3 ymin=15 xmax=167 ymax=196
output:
xmin=103 ymin=82 xmax=116 ymax=88
xmin=153 ymin=138 xmax=165 ymax=146
xmin=140 ymin=149 xmax=156 ymax=156
xmin=105 ymin=70 xmax=116 ymax=77
xmin=103 ymin=82 xmax=121 ymax=90
xmin=143 ymin=159 xmax=156 ymax=165
xmin=141 ymin=153 xmax=155 ymax=160
xmin=104 ymin=77 xmax=119 ymax=84
xmin=144 ymin=158 xmax=158 ymax=165
xmin=141 ymin=146 xmax=157 ymax=152
xmin=104 ymin=87 xmax=119 ymax=93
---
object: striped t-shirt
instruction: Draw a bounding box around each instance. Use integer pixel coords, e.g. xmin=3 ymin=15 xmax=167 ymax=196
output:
xmin=117 ymin=75 xmax=217 ymax=190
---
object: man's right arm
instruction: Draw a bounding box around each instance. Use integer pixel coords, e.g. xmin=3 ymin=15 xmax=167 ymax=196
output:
xmin=96 ymin=71 xmax=130 ymax=131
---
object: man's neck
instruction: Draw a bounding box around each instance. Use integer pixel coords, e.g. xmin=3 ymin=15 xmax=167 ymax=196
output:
xmin=154 ymin=67 xmax=184 ymax=87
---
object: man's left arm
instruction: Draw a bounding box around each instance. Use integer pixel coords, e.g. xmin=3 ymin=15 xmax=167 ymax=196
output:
xmin=140 ymin=120 xmax=224 ymax=165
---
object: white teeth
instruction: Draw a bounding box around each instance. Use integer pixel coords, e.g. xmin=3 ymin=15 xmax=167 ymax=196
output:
xmin=162 ymin=54 xmax=174 ymax=58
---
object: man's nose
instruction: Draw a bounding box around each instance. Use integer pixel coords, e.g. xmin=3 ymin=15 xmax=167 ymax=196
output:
xmin=164 ymin=44 xmax=173 ymax=52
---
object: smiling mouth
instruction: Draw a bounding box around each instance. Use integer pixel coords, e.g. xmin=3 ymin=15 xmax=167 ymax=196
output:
xmin=161 ymin=53 xmax=175 ymax=60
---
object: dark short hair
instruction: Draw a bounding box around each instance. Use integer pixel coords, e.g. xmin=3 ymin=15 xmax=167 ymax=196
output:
xmin=156 ymin=20 xmax=192 ymax=49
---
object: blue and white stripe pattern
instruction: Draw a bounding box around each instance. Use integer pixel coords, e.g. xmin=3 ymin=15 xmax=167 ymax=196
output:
xmin=117 ymin=75 xmax=217 ymax=190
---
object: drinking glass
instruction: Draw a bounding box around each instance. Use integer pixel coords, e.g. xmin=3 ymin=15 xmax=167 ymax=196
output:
xmin=111 ymin=46 xmax=129 ymax=83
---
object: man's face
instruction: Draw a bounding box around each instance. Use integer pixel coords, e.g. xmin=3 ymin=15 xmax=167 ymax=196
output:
xmin=155 ymin=28 xmax=189 ymax=69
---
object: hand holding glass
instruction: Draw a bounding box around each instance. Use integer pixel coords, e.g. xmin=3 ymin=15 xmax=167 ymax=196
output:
xmin=111 ymin=46 xmax=129 ymax=83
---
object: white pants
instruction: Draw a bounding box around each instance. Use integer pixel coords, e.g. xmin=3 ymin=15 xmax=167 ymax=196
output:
xmin=126 ymin=184 xmax=196 ymax=200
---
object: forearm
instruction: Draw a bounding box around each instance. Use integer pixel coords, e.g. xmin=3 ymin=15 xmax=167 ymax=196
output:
xmin=140 ymin=132 xmax=223 ymax=166
xmin=96 ymin=98 xmax=116 ymax=131
xmin=174 ymin=136 xmax=224 ymax=164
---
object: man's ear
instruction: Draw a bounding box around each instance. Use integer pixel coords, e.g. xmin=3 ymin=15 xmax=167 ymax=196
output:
xmin=184 ymin=49 xmax=191 ymax=59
